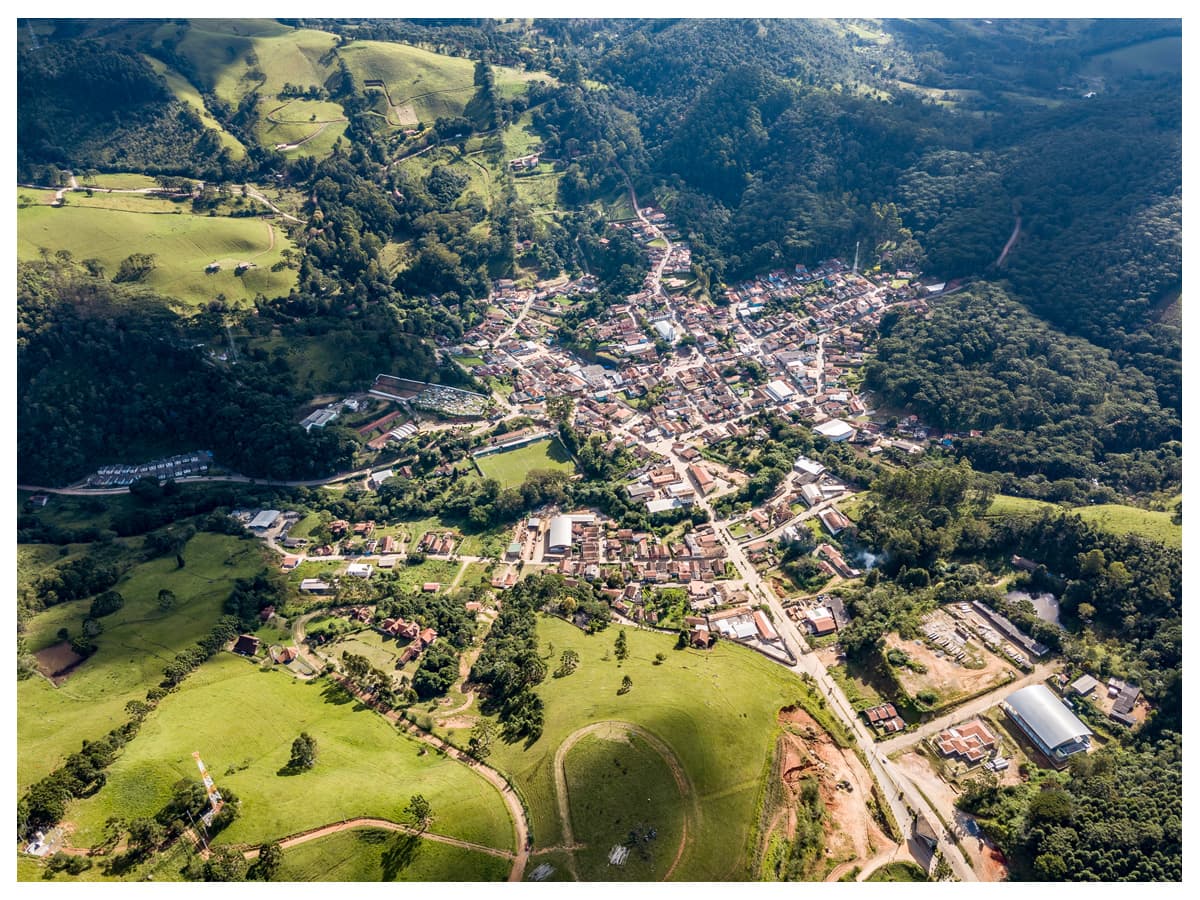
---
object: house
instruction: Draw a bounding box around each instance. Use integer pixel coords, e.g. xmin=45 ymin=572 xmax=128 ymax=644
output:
xmin=299 ymin=579 xmax=333 ymax=593
xmin=233 ymin=634 xmax=260 ymax=656
xmin=281 ymin=555 xmax=300 ymax=571
xmin=271 ymin=646 xmax=299 ymax=664
xmin=934 ymin=720 xmax=997 ymax=764
xmin=1110 ymin=683 xmax=1141 ymax=726
xmin=805 ymin=607 xmax=837 ymax=635
xmin=818 ymin=508 xmax=851 ymax=536
xmin=346 ymin=563 xmax=373 ymax=578
xmin=259 ymin=605 xmax=276 ymax=622
xmin=690 ymin=629 xmax=717 ymax=649
xmin=422 ymin=582 xmax=441 ymax=592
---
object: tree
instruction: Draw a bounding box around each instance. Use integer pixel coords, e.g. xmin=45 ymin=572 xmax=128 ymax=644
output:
xmin=89 ymin=589 xmax=125 ymax=618
xmin=553 ymin=649 xmax=580 ymax=678
xmin=406 ymin=794 xmax=433 ymax=832
xmin=252 ymin=841 xmax=283 ymax=881
xmin=202 ymin=845 xmax=248 ymax=881
xmin=467 ymin=720 xmax=496 ymax=760
xmin=158 ymin=588 xmax=176 ymax=612
xmin=614 ymin=629 xmax=628 ymax=663
xmin=126 ymin=816 xmax=165 ymax=853
xmin=288 ymin=732 xmax=317 ymax=771
xmin=618 ymin=674 xmax=633 ymax=695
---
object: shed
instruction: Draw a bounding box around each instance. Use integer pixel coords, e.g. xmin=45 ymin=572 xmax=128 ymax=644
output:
xmin=1069 ymin=674 xmax=1099 ymax=697
xmin=1003 ymin=684 xmax=1092 ymax=765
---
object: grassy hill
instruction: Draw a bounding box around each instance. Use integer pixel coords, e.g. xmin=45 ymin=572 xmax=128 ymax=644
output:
xmin=17 ymin=533 xmax=266 ymax=790
xmin=986 ymin=494 xmax=1181 ymax=548
xmin=339 ymin=40 xmax=550 ymax=128
xmin=63 ymin=658 xmax=516 ymax=855
xmin=482 ymin=615 xmax=843 ymax=880
xmin=275 ymin=828 xmax=511 ymax=881
xmin=16 ymin=197 xmax=297 ymax=308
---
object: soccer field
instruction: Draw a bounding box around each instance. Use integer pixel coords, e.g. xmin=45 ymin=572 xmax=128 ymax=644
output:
xmin=474 ymin=438 xmax=575 ymax=487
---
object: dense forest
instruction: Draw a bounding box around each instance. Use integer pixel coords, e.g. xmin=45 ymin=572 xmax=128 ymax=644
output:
xmin=865 ymin=285 xmax=1181 ymax=499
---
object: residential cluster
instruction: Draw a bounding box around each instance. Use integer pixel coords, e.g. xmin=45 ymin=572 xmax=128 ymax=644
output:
xmin=84 ymin=451 xmax=213 ymax=487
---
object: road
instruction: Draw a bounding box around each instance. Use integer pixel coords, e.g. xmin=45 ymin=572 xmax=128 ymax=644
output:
xmin=238 ymin=816 xmax=514 ymax=862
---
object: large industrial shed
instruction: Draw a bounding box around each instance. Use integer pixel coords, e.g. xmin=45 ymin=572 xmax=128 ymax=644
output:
xmin=1002 ymin=684 xmax=1092 ymax=766
xmin=547 ymin=516 xmax=575 ymax=554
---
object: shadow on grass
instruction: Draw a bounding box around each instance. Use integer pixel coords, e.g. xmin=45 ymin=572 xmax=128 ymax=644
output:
xmin=320 ymin=680 xmax=355 ymax=706
xmin=380 ymin=832 xmax=422 ymax=881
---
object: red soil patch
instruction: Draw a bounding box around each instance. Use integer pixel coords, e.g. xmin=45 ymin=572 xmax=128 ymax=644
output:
xmin=34 ymin=641 xmax=86 ymax=684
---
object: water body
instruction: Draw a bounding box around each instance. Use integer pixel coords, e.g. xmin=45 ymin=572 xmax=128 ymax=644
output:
xmin=1007 ymin=590 xmax=1060 ymax=627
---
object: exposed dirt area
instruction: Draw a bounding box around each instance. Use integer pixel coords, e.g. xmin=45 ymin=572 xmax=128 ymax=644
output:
xmin=892 ymin=748 xmax=1010 ymax=882
xmin=34 ymin=641 xmax=86 ymax=684
xmin=776 ymin=706 xmax=895 ymax=871
xmin=885 ymin=624 xmax=1013 ymax=703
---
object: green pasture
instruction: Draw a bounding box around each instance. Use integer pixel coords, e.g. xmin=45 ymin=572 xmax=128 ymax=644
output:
xmin=474 ymin=438 xmax=575 ymax=487
xmin=565 ymin=731 xmax=686 ymax=881
xmin=17 ymin=533 xmax=265 ymax=791
xmin=487 ymin=615 xmax=839 ymax=880
xmin=16 ymin=203 xmax=297 ymax=307
xmin=275 ymin=828 xmax=511 ymax=881
xmin=384 ymin=558 xmax=463 ymax=593
xmin=326 ymin=631 xmax=406 ymax=673
xmin=64 ymin=658 xmax=516 ymax=853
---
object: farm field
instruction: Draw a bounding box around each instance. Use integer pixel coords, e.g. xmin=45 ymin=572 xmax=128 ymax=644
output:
xmin=275 ymin=828 xmax=511 ymax=881
xmin=474 ymin=438 xmax=575 ymax=487
xmin=16 ymin=204 xmax=297 ymax=307
xmin=564 ymin=730 xmax=687 ymax=881
xmin=17 ymin=533 xmax=266 ymax=790
xmin=64 ymin=657 xmax=516 ymax=854
xmin=486 ymin=615 xmax=840 ymax=880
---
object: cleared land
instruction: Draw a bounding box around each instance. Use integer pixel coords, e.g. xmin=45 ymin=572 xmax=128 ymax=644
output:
xmin=274 ymin=827 xmax=510 ymax=881
xmin=17 ymin=533 xmax=265 ymax=790
xmin=486 ymin=615 xmax=841 ymax=880
xmin=474 ymin=438 xmax=575 ymax=487
xmin=16 ymin=203 xmax=297 ymax=307
xmin=64 ymin=657 xmax=516 ymax=854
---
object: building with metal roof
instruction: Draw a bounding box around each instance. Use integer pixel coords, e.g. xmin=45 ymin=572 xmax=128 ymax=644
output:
xmin=547 ymin=516 xmax=574 ymax=554
xmin=249 ymin=509 xmax=281 ymax=530
xmin=1002 ymin=684 xmax=1092 ymax=766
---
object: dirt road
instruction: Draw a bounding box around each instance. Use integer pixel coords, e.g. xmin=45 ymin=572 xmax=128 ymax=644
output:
xmin=238 ymin=816 xmax=514 ymax=861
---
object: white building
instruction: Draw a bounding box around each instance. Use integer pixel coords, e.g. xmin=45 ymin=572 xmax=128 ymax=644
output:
xmin=368 ymin=468 xmax=395 ymax=489
xmin=249 ymin=509 xmax=281 ymax=530
xmin=1003 ymin=684 xmax=1092 ymax=765
xmin=547 ymin=516 xmax=574 ymax=553
xmin=765 ymin=380 xmax=797 ymax=403
xmin=814 ymin=419 xmax=855 ymax=442
xmin=792 ymin=456 xmax=826 ymax=483
xmin=346 ymin=563 xmax=373 ymax=579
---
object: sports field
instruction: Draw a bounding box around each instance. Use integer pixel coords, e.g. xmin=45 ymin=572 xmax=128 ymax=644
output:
xmin=17 ymin=533 xmax=266 ymax=790
xmin=486 ymin=615 xmax=837 ymax=880
xmin=474 ymin=438 xmax=575 ymax=487
xmin=275 ymin=828 xmax=511 ymax=881
xmin=17 ymin=203 xmax=297 ymax=307
xmin=64 ymin=658 xmax=516 ymax=854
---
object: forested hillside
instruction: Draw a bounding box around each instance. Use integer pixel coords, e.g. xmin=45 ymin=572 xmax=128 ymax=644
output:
xmin=865 ymin=286 xmax=1181 ymax=500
